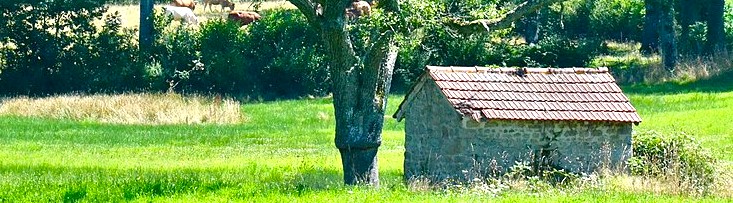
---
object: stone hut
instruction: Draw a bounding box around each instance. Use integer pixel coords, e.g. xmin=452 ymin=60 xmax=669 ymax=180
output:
xmin=393 ymin=66 xmax=642 ymax=182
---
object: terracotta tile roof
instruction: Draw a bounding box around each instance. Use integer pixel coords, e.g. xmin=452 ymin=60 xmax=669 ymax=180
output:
xmin=396 ymin=66 xmax=642 ymax=123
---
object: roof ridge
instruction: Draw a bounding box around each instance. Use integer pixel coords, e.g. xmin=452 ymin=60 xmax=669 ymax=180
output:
xmin=426 ymin=66 xmax=609 ymax=74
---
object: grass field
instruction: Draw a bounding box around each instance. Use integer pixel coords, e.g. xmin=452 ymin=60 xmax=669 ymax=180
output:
xmin=104 ymin=1 xmax=295 ymax=28
xmin=1 ymin=76 xmax=733 ymax=201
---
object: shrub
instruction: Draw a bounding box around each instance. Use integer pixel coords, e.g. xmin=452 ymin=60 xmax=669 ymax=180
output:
xmin=629 ymin=130 xmax=717 ymax=194
xmin=148 ymin=9 xmax=329 ymax=99
xmin=392 ymin=31 xmax=605 ymax=91
xmin=0 ymin=0 xmax=148 ymax=95
xmin=723 ymin=1 xmax=733 ymax=48
xmin=246 ymin=9 xmax=329 ymax=99
xmin=535 ymin=0 xmax=644 ymax=42
xmin=87 ymin=12 xmax=147 ymax=92
xmin=0 ymin=0 xmax=107 ymax=95
xmin=500 ymin=34 xmax=607 ymax=68
xmin=588 ymin=0 xmax=645 ymax=41
xmin=149 ymin=10 xmax=202 ymax=93
xmin=197 ymin=19 xmax=255 ymax=95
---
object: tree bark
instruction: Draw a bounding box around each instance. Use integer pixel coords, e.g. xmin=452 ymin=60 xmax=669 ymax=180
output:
xmin=289 ymin=0 xmax=565 ymax=186
xmin=641 ymin=0 xmax=660 ymax=54
xmin=444 ymin=0 xmax=566 ymax=34
xmin=676 ymin=0 xmax=702 ymax=55
xmin=658 ymin=0 xmax=677 ymax=71
xmin=706 ymin=0 xmax=726 ymax=53
xmin=139 ymin=0 xmax=154 ymax=52
xmin=290 ymin=0 xmax=398 ymax=186
xmin=522 ymin=10 xmax=541 ymax=45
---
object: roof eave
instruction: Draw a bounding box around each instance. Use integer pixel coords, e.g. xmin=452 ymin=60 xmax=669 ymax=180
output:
xmin=393 ymin=72 xmax=431 ymax=122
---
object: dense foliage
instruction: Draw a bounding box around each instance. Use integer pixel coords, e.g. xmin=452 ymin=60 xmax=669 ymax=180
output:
xmin=0 ymin=3 xmax=328 ymax=99
xmin=0 ymin=0 xmax=605 ymax=97
xmin=0 ymin=0 xmax=146 ymax=95
xmin=2 ymin=0 xmax=733 ymax=97
xmin=539 ymin=0 xmax=645 ymax=41
xmin=147 ymin=9 xmax=327 ymax=99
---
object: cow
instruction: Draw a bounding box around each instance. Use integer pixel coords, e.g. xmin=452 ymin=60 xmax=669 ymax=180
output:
xmin=171 ymin=0 xmax=196 ymax=11
xmin=347 ymin=1 xmax=371 ymax=17
xmin=162 ymin=5 xmax=199 ymax=25
xmin=203 ymin=0 xmax=235 ymax=12
xmin=316 ymin=1 xmax=371 ymax=18
xmin=227 ymin=11 xmax=261 ymax=26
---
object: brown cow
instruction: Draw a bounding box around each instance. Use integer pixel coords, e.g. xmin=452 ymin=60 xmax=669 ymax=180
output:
xmin=204 ymin=0 xmax=235 ymax=12
xmin=315 ymin=1 xmax=371 ymax=18
xmin=228 ymin=11 xmax=261 ymax=26
xmin=346 ymin=1 xmax=371 ymax=18
xmin=171 ymin=0 xmax=195 ymax=11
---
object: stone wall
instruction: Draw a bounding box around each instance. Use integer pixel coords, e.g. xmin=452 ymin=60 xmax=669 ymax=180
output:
xmin=403 ymin=80 xmax=633 ymax=182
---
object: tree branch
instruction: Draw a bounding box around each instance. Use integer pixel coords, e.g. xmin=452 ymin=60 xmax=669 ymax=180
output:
xmin=321 ymin=0 xmax=352 ymax=19
xmin=445 ymin=0 xmax=567 ymax=34
xmin=362 ymin=31 xmax=394 ymax=81
xmin=288 ymin=0 xmax=320 ymax=30
xmin=358 ymin=30 xmax=394 ymax=119
xmin=358 ymin=0 xmax=399 ymax=103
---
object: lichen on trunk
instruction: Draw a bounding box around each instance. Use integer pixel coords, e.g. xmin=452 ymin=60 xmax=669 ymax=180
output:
xmin=303 ymin=0 xmax=398 ymax=186
xmin=327 ymin=34 xmax=397 ymax=186
xmin=288 ymin=0 xmax=567 ymax=186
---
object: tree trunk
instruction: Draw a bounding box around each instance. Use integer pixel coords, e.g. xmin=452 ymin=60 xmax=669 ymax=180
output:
xmin=706 ymin=0 xmax=726 ymax=53
xmin=289 ymin=0 xmax=399 ymax=186
xmin=676 ymin=0 xmax=702 ymax=55
xmin=313 ymin=0 xmax=398 ymax=186
xmin=659 ymin=0 xmax=677 ymax=71
xmin=522 ymin=10 xmax=540 ymax=45
xmin=290 ymin=0 xmax=564 ymax=186
xmin=641 ymin=0 xmax=660 ymax=54
xmin=326 ymin=35 xmax=397 ymax=186
xmin=139 ymin=0 xmax=154 ymax=52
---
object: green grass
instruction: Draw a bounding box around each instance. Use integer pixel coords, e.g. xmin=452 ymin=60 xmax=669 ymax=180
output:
xmin=1 ymin=87 xmax=733 ymax=201
xmin=630 ymin=92 xmax=733 ymax=161
xmin=624 ymin=71 xmax=733 ymax=161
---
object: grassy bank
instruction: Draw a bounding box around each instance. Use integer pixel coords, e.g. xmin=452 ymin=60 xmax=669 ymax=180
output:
xmin=1 ymin=87 xmax=732 ymax=201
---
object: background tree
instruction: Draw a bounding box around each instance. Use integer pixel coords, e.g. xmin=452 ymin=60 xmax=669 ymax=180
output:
xmin=139 ymin=0 xmax=154 ymax=52
xmin=676 ymin=0 xmax=703 ymax=54
xmin=641 ymin=0 xmax=660 ymax=54
xmin=658 ymin=0 xmax=677 ymax=71
xmin=286 ymin=0 xmax=566 ymax=186
xmin=520 ymin=10 xmax=541 ymax=44
xmin=642 ymin=0 xmax=676 ymax=71
xmin=643 ymin=0 xmax=725 ymax=71
xmin=676 ymin=0 xmax=725 ymax=54
xmin=706 ymin=0 xmax=725 ymax=53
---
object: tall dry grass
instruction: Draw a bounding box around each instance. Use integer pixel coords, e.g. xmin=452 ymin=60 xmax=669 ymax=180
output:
xmin=672 ymin=52 xmax=733 ymax=81
xmin=715 ymin=163 xmax=733 ymax=197
xmin=607 ymin=167 xmax=733 ymax=197
xmin=0 ymin=93 xmax=245 ymax=125
xmin=594 ymin=42 xmax=733 ymax=84
xmin=403 ymin=143 xmax=732 ymax=198
xmin=641 ymin=51 xmax=733 ymax=83
xmin=407 ymin=165 xmax=733 ymax=198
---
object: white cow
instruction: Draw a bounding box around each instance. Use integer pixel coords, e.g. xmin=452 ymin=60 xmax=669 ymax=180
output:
xmin=162 ymin=5 xmax=199 ymax=24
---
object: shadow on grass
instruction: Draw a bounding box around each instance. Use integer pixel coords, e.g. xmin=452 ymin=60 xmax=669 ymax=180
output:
xmin=622 ymin=71 xmax=733 ymax=95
